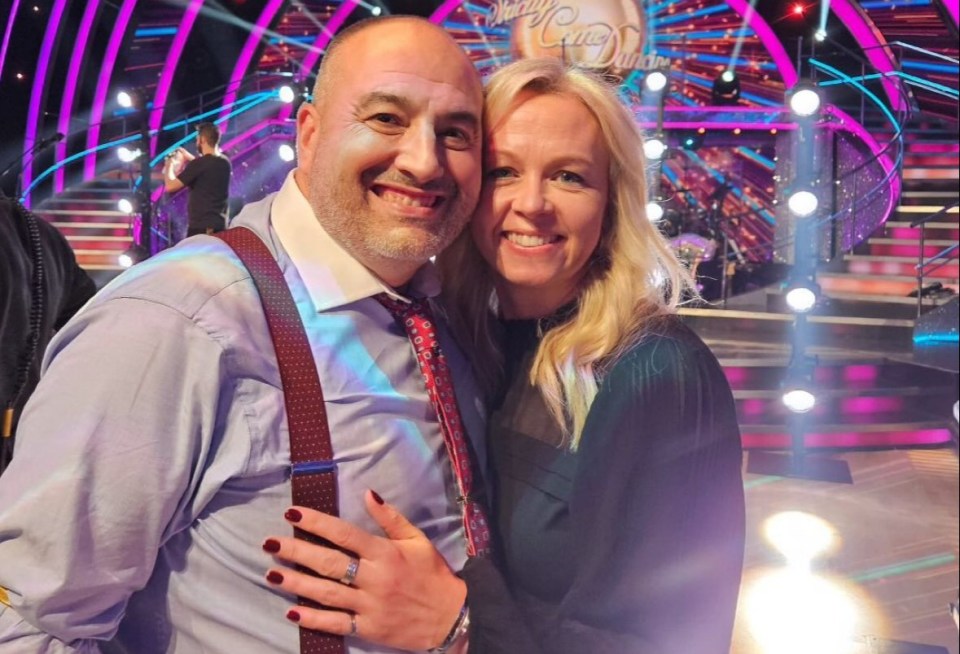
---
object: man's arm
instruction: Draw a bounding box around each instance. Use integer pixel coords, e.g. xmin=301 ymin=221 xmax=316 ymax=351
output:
xmin=163 ymin=155 xmax=186 ymax=193
xmin=0 ymin=296 xmax=229 ymax=651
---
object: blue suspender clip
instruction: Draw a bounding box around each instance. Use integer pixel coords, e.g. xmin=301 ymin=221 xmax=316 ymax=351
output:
xmin=291 ymin=460 xmax=337 ymax=476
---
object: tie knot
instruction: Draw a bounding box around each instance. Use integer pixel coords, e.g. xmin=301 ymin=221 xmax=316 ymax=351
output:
xmin=375 ymin=293 xmax=427 ymax=321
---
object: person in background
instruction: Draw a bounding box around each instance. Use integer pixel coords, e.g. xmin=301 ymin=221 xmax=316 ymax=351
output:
xmin=163 ymin=121 xmax=232 ymax=237
xmin=0 ymin=16 xmax=486 ymax=653
xmin=263 ymin=57 xmax=746 ymax=654
xmin=0 ymin=195 xmax=95 ymax=475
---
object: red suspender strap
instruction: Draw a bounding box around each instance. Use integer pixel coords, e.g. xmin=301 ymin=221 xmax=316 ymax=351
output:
xmin=215 ymin=227 xmax=346 ymax=654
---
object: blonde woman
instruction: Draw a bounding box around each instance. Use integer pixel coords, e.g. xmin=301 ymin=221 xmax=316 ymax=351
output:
xmin=261 ymin=58 xmax=745 ymax=653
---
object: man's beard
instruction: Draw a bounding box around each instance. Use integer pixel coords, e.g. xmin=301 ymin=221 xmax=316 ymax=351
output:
xmin=307 ymin=166 xmax=474 ymax=266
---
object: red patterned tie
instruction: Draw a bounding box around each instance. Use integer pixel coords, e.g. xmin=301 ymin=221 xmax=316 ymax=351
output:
xmin=376 ymin=294 xmax=492 ymax=557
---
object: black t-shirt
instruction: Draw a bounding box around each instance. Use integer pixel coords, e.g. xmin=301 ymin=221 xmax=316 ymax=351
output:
xmin=177 ymin=154 xmax=231 ymax=231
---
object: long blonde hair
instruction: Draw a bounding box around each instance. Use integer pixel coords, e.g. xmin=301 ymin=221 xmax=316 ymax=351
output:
xmin=438 ymin=57 xmax=697 ymax=450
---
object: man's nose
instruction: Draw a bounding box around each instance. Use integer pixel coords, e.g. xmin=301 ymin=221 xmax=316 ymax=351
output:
xmin=395 ymin=125 xmax=443 ymax=184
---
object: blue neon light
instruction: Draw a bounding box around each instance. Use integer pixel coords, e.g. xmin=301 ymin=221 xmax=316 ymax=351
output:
xmin=134 ymin=27 xmax=178 ymax=37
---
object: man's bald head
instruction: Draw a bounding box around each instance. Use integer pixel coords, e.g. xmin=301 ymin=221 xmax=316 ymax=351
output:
xmin=311 ymin=16 xmax=476 ymax=110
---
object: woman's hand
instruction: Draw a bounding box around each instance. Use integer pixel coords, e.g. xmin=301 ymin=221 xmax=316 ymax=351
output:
xmin=262 ymin=489 xmax=467 ymax=651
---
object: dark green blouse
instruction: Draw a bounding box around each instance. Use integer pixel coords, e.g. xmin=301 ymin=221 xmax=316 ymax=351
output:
xmin=465 ymin=314 xmax=745 ymax=654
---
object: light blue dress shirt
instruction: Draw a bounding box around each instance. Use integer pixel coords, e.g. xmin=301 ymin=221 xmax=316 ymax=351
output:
xmin=0 ymin=173 xmax=486 ymax=653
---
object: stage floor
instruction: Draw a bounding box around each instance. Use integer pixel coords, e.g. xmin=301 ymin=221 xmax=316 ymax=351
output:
xmin=732 ymin=447 xmax=959 ymax=654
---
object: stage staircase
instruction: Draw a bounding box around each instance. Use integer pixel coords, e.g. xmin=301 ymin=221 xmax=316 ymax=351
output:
xmin=681 ymin=116 xmax=959 ymax=452
xmin=31 ymin=172 xmax=165 ymax=287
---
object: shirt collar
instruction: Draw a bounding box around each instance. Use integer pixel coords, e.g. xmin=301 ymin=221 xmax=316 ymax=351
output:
xmin=271 ymin=171 xmax=441 ymax=312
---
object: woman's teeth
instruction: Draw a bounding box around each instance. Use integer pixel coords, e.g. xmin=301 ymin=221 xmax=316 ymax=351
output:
xmin=505 ymin=232 xmax=560 ymax=247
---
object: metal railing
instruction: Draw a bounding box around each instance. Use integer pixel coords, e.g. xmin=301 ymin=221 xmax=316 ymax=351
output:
xmin=911 ymin=201 xmax=960 ymax=317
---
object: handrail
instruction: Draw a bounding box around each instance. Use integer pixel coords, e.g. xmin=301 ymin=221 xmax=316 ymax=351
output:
xmin=917 ymin=243 xmax=959 ymax=273
xmin=887 ymin=41 xmax=959 ymax=65
xmin=910 ymin=201 xmax=960 ymax=228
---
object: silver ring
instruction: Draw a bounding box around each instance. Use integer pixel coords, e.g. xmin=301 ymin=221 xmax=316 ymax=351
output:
xmin=348 ymin=614 xmax=358 ymax=637
xmin=339 ymin=557 xmax=360 ymax=586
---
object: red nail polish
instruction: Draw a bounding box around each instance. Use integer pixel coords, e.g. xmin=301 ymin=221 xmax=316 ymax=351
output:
xmin=286 ymin=609 xmax=301 ymax=623
xmin=266 ymin=570 xmax=284 ymax=584
xmin=370 ymin=490 xmax=384 ymax=505
xmin=284 ymin=508 xmax=302 ymax=523
xmin=262 ymin=538 xmax=281 ymax=553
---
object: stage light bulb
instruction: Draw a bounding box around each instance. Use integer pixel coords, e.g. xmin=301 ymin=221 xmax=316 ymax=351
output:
xmin=645 ymin=71 xmax=667 ymax=93
xmin=785 ymin=286 xmax=818 ymax=313
xmin=278 ymin=85 xmax=295 ymax=104
xmin=371 ymin=5 xmax=382 ymax=15
xmin=814 ymin=29 xmax=827 ymax=42
xmin=720 ymin=69 xmax=736 ymax=83
xmin=117 ymin=198 xmax=134 ymax=214
xmin=643 ymin=137 xmax=667 ymax=161
xmin=117 ymin=90 xmax=133 ymax=109
xmin=117 ymin=146 xmax=141 ymax=163
xmin=790 ymin=88 xmax=821 ymax=117
xmin=646 ymin=201 xmax=664 ymax=222
xmin=788 ymin=190 xmax=818 ymax=217
xmin=782 ymin=389 xmax=816 ymax=413
xmin=278 ymin=144 xmax=295 ymax=162
xmin=118 ymin=252 xmax=134 ymax=268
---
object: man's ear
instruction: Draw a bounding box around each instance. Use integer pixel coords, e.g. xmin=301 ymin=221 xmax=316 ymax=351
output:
xmin=296 ymin=102 xmax=321 ymax=175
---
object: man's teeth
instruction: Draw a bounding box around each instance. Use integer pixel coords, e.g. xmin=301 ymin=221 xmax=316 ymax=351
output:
xmin=505 ymin=232 xmax=560 ymax=247
xmin=380 ymin=189 xmax=437 ymax=208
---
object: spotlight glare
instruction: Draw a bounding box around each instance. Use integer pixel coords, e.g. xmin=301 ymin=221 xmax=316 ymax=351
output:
xmin=720 ymin=69 xmax=735 ymax=83
xmin=117 ymin=146 xmax=141 ymax=163
xmin=644 ymin=70 xmax=668 ymax=93
xmin=117 ymin=198 xmax=134 ymax=214
xmin=814 ymin=28 xmax=827 ymax=42
xmin=643 ymin=137 xmax=667 ymax=161
xmin=646 ymin=201 xmax=664 ymax=222
xmin=782 ymin=388 xmax=816 ymax=414
xmin=117 ymin=90 xmax=133 ymax=108
xmin=790 ymin=87 xmax=822 ymax=116
xmin=371 ymin=5 xmax=382 ymax=15
xmin=785 ymin=285 xmax=818 ymax=313
xmin=764 ymin=511 xmax=837 ymax=565
xmin=745 ymin=569 xmax=858 ymax=654
xmin=118 ymin=253 xmax=134 ymax=268
xmin=788 ymin=190 xmax=819 ymax=217
xmin=278 ymin=143 xmax=295 ymax=162
xmin=278 ymin=85 xmax=295 ymax=104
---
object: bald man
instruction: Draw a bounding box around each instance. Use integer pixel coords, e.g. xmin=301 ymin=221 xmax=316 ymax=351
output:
xmin=0 ymin=17 xmax=485 ymax=654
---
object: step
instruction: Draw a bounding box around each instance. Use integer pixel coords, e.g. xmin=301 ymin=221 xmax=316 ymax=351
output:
xmin=739 ymin=425 xmax=954 ymax=449
xmin=843 ymin=254 xmax=959 ymax=278
xmin=719 ymin=357 xmax=958 ymax=390
xmin=678 ymin=307 xmax=916 ymax=353
xmin=894 ymin=205 xmax=960 ymax=216
xmin=819 ymin=273 xmax=959 ymax=296
xmin=900 ymin=190 xmax=960 ymax=204
xmin=35 ymin=209 xmax=130 ymax=217
xmin=768 ymin=291 xmax=954 ymax=320
xmin=885 ymin=222 xmax=959 ymax=240
xmin=902 ymin=167 xmax=960 ymax=180
xmin=867 ymin=238 xmax=958 ymax=258
xmin=41 ymin=197 xmax=127 ymax=207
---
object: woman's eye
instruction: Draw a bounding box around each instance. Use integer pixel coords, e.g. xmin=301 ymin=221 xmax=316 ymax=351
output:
xmin=487 ymin=167 xmax=514 ymax=180
xmin=557 ymin=170 xmax=586 ymax=185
